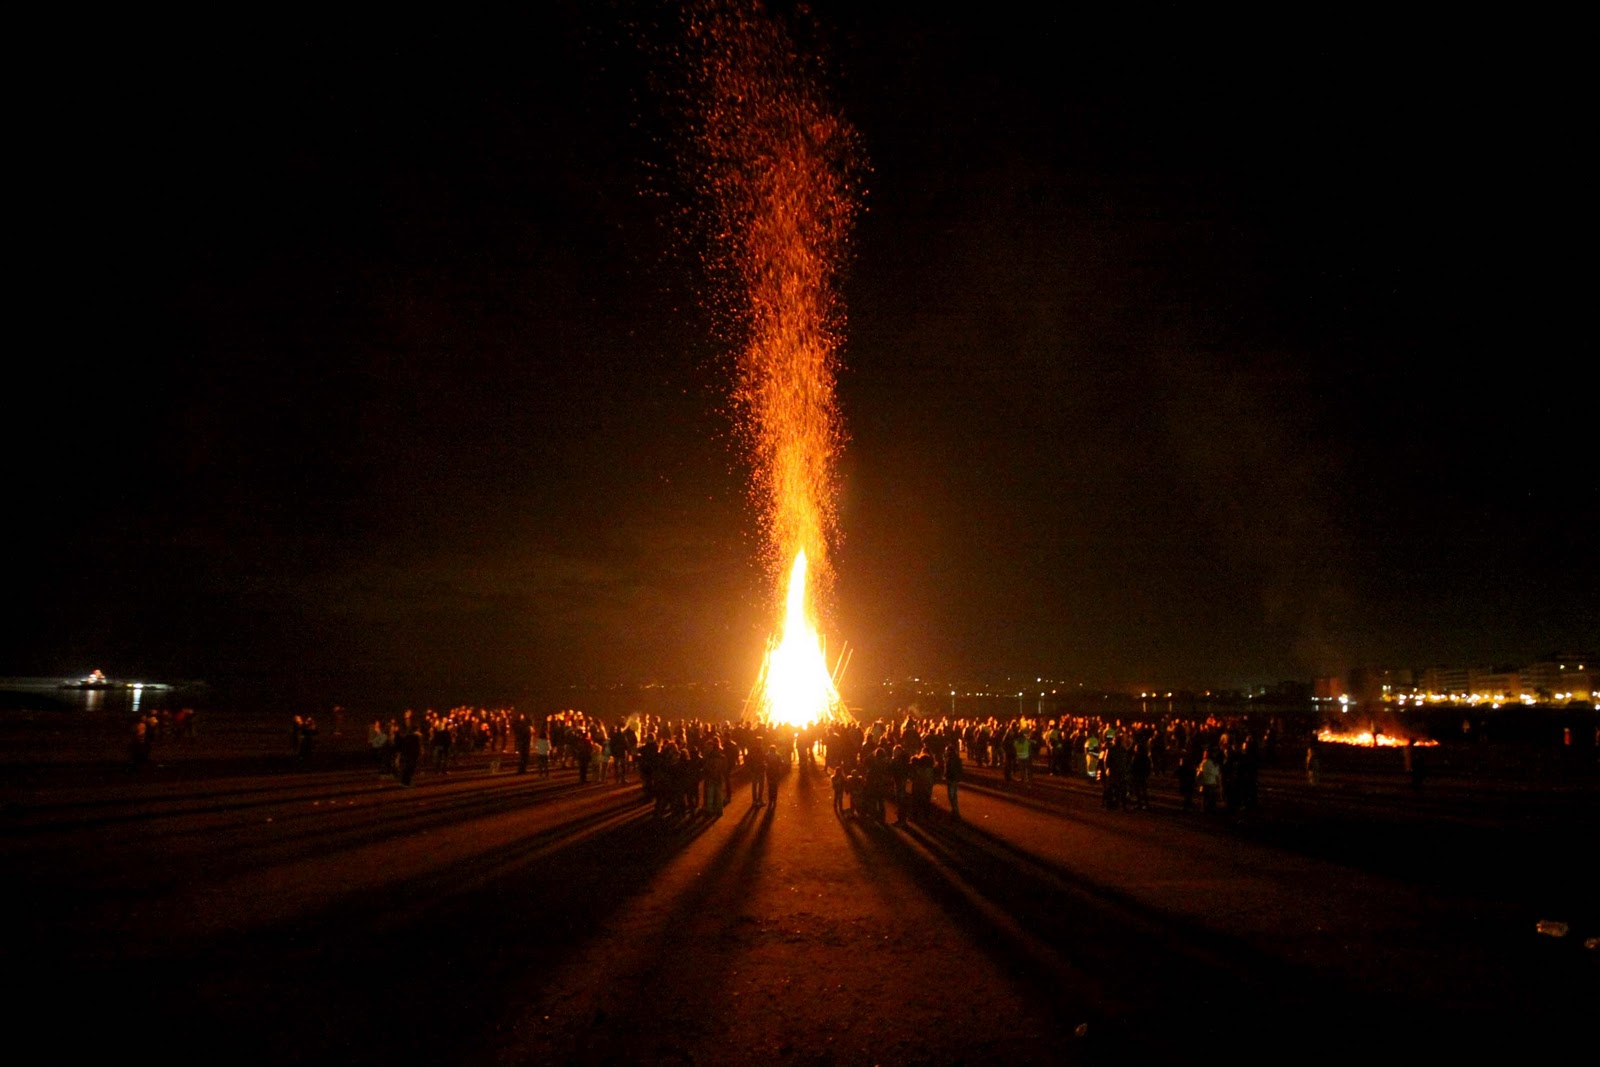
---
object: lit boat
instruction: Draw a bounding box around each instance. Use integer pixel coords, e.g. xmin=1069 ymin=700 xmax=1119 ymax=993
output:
xmin=63 ymin=670 xmax=116 ymax=690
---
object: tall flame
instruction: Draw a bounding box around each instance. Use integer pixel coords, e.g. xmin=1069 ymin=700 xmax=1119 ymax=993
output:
xmin=760 ymin=550 xmax=841 ymax=727
xmin=678 ymin=2 xmax=860 ymax=726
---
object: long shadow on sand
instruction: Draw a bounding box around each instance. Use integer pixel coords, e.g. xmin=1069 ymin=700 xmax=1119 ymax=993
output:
xmin=839 ymin=807 xmax=1363 ymax=1061
xmin=27 ymin=785 xmax=719 ymax=1065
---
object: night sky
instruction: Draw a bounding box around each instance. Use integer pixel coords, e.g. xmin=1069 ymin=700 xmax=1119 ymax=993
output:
xmin=9 ymin=4 xmax=1594 ymax=705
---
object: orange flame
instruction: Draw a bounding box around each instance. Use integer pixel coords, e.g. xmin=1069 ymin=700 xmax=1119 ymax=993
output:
xmin=1316 ymin=727 xmax=1439 ymax=748
xmin=681 ymin=2 xmax=861 ymax=725
xmin=758 ymin=550 xmax=841 ymax=727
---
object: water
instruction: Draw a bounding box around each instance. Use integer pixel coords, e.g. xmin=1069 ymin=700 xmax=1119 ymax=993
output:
xmin=1 ymin=675 xmax=750 ymax=731
xmin=0 ymin=676 xmax=192 ymax=713
xmin=0 ymin=674 xmax=758 ymax=770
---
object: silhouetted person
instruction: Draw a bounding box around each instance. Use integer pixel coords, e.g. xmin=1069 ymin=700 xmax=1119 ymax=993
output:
xmin=1129 ymin=741 xmax=1152 ymax=810
xmin=909 ymin=750 xmax=935 ymax=821
xmin=764 ymin=746 xmax=783 ymax=808
xmin=536 ymin=731 xmax=552 ymax=777
xmin=129 ymin=719 xmax=152 ymax=770
xmin=865 ymin=748 xmax=892 ymax=822
xmin=703 ymin=742 xmax=728 ymax=817
xmin=398 ymin=729 xmax=423 ymax=787
xmin=431 ymin=720 xmax=451 ymax=774
xmin=1235 ymin=737 xmax=1260 ymax=809
xmin=1176 ymin=751 xmax=1196 ymax=809
xmin=943 ymin=743 xmax=963 ymax=819
xmin=575 ymin=732 xmax=594 ymax=784
xmin=750 ymin=743 xmax=766 ymax=807
xmin=297 ymin=716 xmax=318 ymax=763
xmin=514 ymin=715 xmax=533 ymax=774
xmin=1197 ymin=749 xmax=1222 ymax=814
xmin=1103 ymin=736 xmax=1130 ymax=809
xmin=891 ymin=744 xmax=910 ymax=824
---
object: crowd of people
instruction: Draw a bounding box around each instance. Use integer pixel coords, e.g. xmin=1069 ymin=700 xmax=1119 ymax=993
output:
xmin=123 ymin=688 xmax=1293 ymax=826
xmin=127 ymin=707 xmax=198 ymax=768
xmin=345 ymin=703 xmax=1288 ymax=820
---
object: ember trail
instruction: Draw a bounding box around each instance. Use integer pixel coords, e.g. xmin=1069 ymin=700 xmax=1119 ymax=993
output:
xmin=680 ymin=1 xmax=862 ymax=728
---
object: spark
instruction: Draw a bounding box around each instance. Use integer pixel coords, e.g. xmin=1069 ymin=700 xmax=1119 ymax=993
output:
xmin=679 ymin=1 xmax=862 ymax=725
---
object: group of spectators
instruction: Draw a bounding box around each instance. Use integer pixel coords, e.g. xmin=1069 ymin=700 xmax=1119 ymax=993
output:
xmin=960 ymin=711 xmax=1274 ymax=815
xmin=127 ymin=707 xmax=198 ymax=768
xmin=132 ymin=688 xmax=1293 ymax=828
xmin=346 ymin=701 xmax=1286 ymax=820
xmin=366 ymin=707 xmax=549 ymax=786
xmin=802 ymin=712 xmax=1278 ymax=818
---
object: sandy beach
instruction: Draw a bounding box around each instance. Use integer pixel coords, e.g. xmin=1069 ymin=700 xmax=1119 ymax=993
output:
xmin=4 ymin=699 xmax=1597 ymax=1064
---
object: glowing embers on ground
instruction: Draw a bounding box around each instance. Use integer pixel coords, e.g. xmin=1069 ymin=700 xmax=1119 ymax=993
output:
xmin=1316 ymin=727 xmax=1439 ymax=748
xmin=751 ymin=550 xmax=845 ymax=729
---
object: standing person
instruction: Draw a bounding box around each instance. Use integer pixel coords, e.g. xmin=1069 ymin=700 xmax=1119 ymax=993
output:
xmin=653 ymin=743 xmax=679 ymax=817
xmin=703 ymin=741 xmax=727 ymax=817
xmin=129 ymin=718 xmax=152 ymax=769
xmin=683 ymin=745 xmax=704 ymax=815
xmin=910 ymin=749 xmax=936 ymax=821
xmin=1103 ymin=735 xmax=1128 ymax=809
xmin=430 ymin=718 xmax=452 ymax=774
xmin=297 ymin=716 xmax=318 ymax=764
xmin=613 ymin=720 xmax=635 ymax=784
xmin=1197 ymin=748 xmax=1223 ymax=814
xmin=1176 ymin=750 xmax=1196 ymax=810
xmin=637 ymin=732 xmax=659 ymax=795
xmin=750 ymin=744 xmax=766 ymax=807
xmin=764 ymin=745 xmax=784 ymax=809
xmin=398 ymin=727 xmax=423 ymax=787
xmin=369 ymin=720 xmax=390 ymax=773
xmin=1236 ymin=736 xmax=1260 ymax=809
xmin=575 ymin=732 xmax=594 ymax=785
xmin=1129 ymin=740 xmax=1152 ymax=810
xmin=943 ymin=743 xmax=964 ymax=819
xmin=1015 ymin=729 xmax=1033 ymax=786
xmin=513 ymin=714 xmax=533 ymax=775
xmin=1305 ymin=742 xmax=1321 ymax=786
xmin=1222 ymin=743 xmax=1242 ymax=813
xmin=865 ymin=747 xmax=892 ymax=822
xmin=891 ymin=744 xmax=911 ymax=825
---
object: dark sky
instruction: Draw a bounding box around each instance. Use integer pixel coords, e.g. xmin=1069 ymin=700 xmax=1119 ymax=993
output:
xmin=9 ymin=4 xmax=1595 ymax=705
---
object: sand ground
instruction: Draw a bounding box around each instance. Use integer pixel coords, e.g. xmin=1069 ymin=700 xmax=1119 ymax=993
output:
xmin=3 ymin=709 xmax=1596 ymax=1064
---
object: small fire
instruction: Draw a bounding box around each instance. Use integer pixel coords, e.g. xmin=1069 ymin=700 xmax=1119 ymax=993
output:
xmin=755 ymin=550 xmax=842 ymax=728
xmin=1316 ymin=727 xmax=1439 ymax=748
